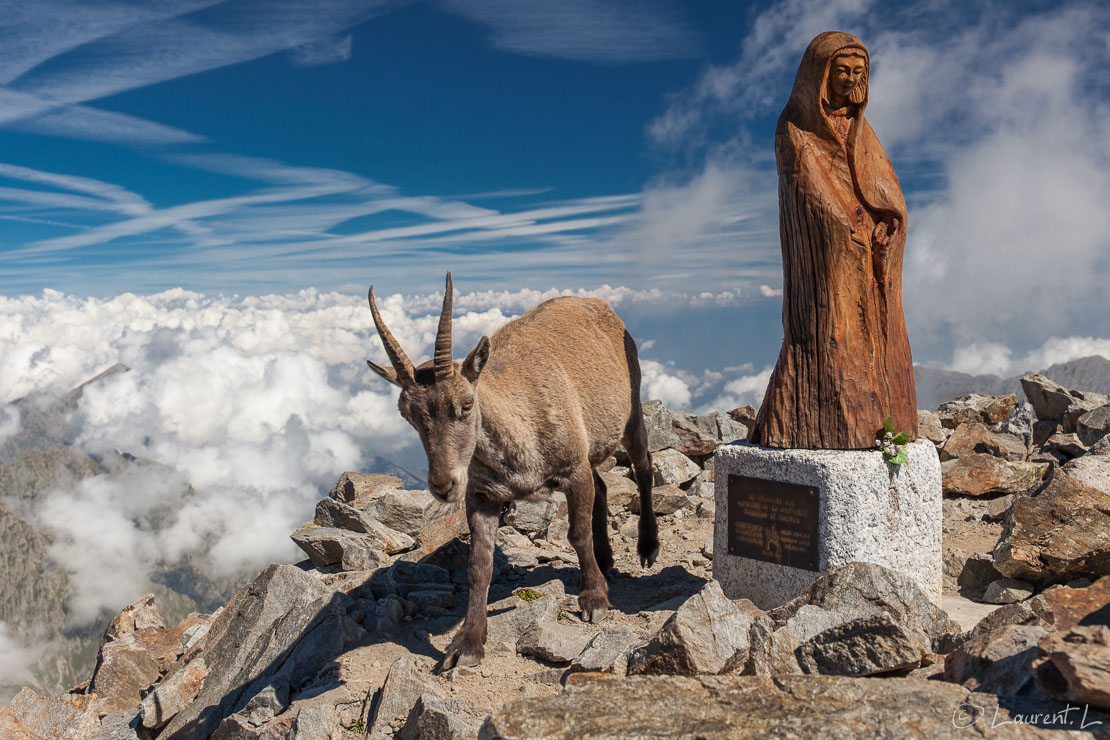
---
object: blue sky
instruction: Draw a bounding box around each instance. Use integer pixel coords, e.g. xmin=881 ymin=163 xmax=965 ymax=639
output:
xmin=0 ymin=0 xmax=1108 ymax=375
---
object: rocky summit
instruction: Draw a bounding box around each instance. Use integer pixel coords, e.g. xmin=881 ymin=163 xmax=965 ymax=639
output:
xmin=5 ymin=372 xmax=1110 ymax=738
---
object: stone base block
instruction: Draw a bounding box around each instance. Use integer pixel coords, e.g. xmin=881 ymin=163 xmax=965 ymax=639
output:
xmin=713 ymin=439 xmax=941 ymax=609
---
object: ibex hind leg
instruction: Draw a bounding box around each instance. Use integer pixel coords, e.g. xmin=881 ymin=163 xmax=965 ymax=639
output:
xmin=591 ymin=470 xmax=614 ymax=576
xmin=622 ymin=398 xmax=659 ymax=567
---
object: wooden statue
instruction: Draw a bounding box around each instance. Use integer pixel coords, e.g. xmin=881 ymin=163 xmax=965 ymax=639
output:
xmin=749 ymin=32 xmax=918 ymax=450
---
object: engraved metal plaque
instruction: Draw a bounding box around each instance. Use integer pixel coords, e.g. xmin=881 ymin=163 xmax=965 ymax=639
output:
xmin=727 ymin=475 xmax=819 ymax=571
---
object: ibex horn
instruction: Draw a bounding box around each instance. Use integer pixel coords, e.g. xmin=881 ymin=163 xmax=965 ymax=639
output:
xmin=434 ymin=272 xmax=454 ymax=380
xmin=368 ymin=286 xmax=415 ymax=386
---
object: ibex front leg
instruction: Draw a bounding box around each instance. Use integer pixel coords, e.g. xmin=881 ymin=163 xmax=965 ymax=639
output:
xmin=441 ymin=492 xmax=499 ymax=670
xmin=566 ymin=464 xmax=611 ymax=623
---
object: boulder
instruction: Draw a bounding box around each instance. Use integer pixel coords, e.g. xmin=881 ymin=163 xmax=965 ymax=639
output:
xmin=487 ymin=588 xmax=561 ymax=645
xmin=795 ymin=614 xmax=928 ymax=676
xmin=0 ymin=708 xmax=42 ymax=740
xmin=650 ymin=449 xmax=701 ymax=487
xmin=916 ymin=409 xmax=950 ymax=446
xmin=993 ymin=471 xmax=1110 ymax=585
xmin=1078 ymin=404 xmax=1110 ymax=447
xmin=943 ymin=622 xmax=1048 ymax=696
xmin=139 ymin=658 xmax=209 ymax=731
xmin=993 ymin=402 xmax=1035 ymax=450
xmin=941 ymin=454 xmax=1048 ymax=497
xmin=599 ymin=471 xmax=639 ymax=510
xmin=156 ymin=564 xmax=367 ymax=738
xmin=627 ymin=484 xmax=689 ymax=515
xmin=1043 ymin=432 xmax=1089 ymax=460
xmin=981 ymin=578 xmax=1035 ymax=605
xmin=290 ymin=524 xmax=392 ymax=570
xmin=939 ymin=422 xmax=1026 ymax=462
xmin=503 ymin=493 xmax=565 ymax=537
xmin=369 ymin=657 xmax=443 ymax=736
xmin=768 ymin=563 xmax=960 ymax=654
xmin=1039 ymin=625 xmax=1110 ymax=711
xmin=955 ymin=552 xmax=1002 ymax=598
xmin=329 ymin=472 xmax=403 ymax=509
xmin=364 ymin=488 xmax=439 ymax=538
xmin=627 ymin=581 xmax=752 ymax=676
xmin=7 ymin=689 xmax=100 ymax=740
xmin=1041 ymin=576 xmax=1110 ymax=632
xmin=937 ymin=394 xmax=1019 ymax=429
xmin=569 ymin=627 xmax=636 ymax=675
xmin=1021 ymin=374 xmax=1109 ymax=433
xmin=399 ymin=694 xmax=481 ymax=740
xmin=516 ymin=621 xmax=592 ymax=664
xmin=87 ymin=636 xmax=162 ymax=715
xmin=728 ymin=405 xmax=759 ymax=428
xmin=313 ymin=498 xmax=415 ymax=553
xmin=478 ymin=674 xmax=1032 ymax=739
xmin=1064 ymin=452 xmax=1110 ymax=495
xmin=102 ymin=594 xmax=165 ymax=639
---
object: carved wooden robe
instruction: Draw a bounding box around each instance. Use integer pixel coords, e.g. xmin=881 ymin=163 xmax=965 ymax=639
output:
xmin=749 ymin=32 xmax=917 ymax=449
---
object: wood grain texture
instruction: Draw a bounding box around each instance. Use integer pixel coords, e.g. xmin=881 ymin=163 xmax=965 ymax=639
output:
xmin=750 ymin=32 xmax=917 ymax=450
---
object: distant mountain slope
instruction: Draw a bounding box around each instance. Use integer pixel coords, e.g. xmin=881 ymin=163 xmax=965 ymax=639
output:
xmin=914 ymin=355 xmax=1110 ymax=410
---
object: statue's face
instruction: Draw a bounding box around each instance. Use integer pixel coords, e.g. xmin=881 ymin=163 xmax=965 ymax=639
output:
xmin=828 ymin=53 xmax=866 ymax=103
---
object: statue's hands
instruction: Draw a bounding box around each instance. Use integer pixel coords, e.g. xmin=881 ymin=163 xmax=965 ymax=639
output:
xmin=872 ymin=218 xmax=900 ymax=248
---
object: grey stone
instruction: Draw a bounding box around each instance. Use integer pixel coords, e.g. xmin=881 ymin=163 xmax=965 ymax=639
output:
xmin=102 ymin=594 xmax=165 ymax=639
xmin=88 ymin=634 xmax=162 ymax=715
xmin=7 ymin=688 xmax=100 ymax=739
xmin=364 ymin=487 xmax=439 ymax=538
xmin=982 ymin=578 xmax=1035 ymax=605
xmin=329 ymin=471 xmax=403 ymax=509
xmin=1038 ymin=624 xmax=1110 ymax=710
xmin=1021 ymin=374 xmax=1109 ymax=433
xmin=1044 ymin=432 xmax=1089 ymax=460
xmin=1064 ymin=452 xmax=1110 ymax=495
xmin=651 ymin=448 xmax=701 ymax=487
xmin=157 ymin=564 xmax=367 ymax=739
xmin=504 ymin=494 xmax=565 ymax=537
xmin=743 ymin=613 xmax=801 ymax=677
xmin=986 ymin=495 xmax=1015 ymax=522
xmin=713 ymin=441 xmax=942 ymax=608
xmin=290 ymin=524 xmax=392 ymax=570
xmin=517 ymin=621 xmax=592 ymax=664
xmin=399 ymin=694 xmax=481 ymax=740
xmin=956 ymin=553 xmax=1003 ymax=599
xmin=139 ymin=657 xmax=209 ymax=730
xmin=479 ymin=674 xmax=1040 ymax=740
xmin=487 ymin=590 xmax=560 ymax=644
xmin=768 ymin=562 xmax=960 ymax=654
xmin=408 ymin=589 xmax=455 ymax=612
xmin=641 ymin=399 xmax=682 ymax=453
xmin=86 ymin=711 xmax=141 ymax=740
xmin=916 ymin=409 xmax=951 ymax=446
xmin=937 ymin=394 xmax=1019 ymax=429
xmin=628 ymin=484 xmax=689 ymax=515
xmin=599 ymin=470 xmax=639 ymax=510
xmin=385 ymin=560 xmax=451 ymax=596
xmin=993 ymin=402 xmax=1035 ymax=449
xmin=796 ymin=614 xmax=928 ymax=676
xmin=314 ymin=497 xmax=416 ymax=552
xmin=627 ymin=580 xmax=752 ymax=676
xmin=569 ymin=627 xmax=636 ymax=674
xmin=1078 ymin=404 xmax=1110 ymax=447
xmin=943 ymin=622 xmax=1048 ymax=696
xmin=369 ymin=657 xmax=443 ymax=735
xmin=366 ymin=597 xmax=405 ymax=633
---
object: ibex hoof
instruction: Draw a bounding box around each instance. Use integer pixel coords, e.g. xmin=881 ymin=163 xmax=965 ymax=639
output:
xmin=639 ymin=544 xmax=659 ymax=569
xmin=440 ymin=632 xmax=484 ymax=671
xmin=579 ymin=593 xmax=610 ymax=623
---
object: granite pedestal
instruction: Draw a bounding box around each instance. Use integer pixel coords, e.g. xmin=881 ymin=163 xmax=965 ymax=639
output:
xmin=712 ymin=439 xmax=941 ymax=609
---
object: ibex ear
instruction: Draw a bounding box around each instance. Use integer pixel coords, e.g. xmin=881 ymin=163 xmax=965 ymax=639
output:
xmin=367 ymin=360 xmax=403 ymax=387
xmin=462 ymin=336 xmax=490 ymax=381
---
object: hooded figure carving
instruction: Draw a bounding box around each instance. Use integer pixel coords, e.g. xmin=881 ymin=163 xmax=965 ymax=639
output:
xmin=749 ymin=32 xmax=917 ymax=449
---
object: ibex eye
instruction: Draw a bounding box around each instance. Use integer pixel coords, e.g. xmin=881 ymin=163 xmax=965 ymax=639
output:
xmin=462 ymin=399 xmax=474 ymax=411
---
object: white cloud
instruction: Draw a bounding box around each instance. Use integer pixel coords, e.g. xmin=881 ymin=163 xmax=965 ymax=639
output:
xmin=640 ymin=359 xmax=692 ymax=410
xmin=287 ymin=34 xmax=354 ymax=67
xmin=0 ymin=405 xmax=19 ymax=444
xmin=942 ymin=335 xmax=1110 ymax=379
xmin=697 ymin=366 xmax=772 ymax=414
xmin=435 ymin=0 xmax=697 ymax=62
xmin=759 ymin=285 xmax=782 ymax=298
xmin=0 ymin=622 xmax=41 ymax=689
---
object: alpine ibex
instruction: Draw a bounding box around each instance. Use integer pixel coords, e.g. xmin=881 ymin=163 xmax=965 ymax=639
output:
xmin=366 ymin=273 xmax=658 ymax=669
